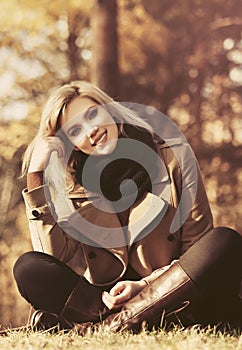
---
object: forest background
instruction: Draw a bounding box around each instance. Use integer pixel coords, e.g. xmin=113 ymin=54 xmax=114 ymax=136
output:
xmin=0 ymin=0 xmax=241 ymax=328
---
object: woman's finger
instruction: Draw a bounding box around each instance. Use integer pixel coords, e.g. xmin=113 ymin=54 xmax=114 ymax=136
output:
xmin=28 ymin=136 xmax=66 ymax=172
xmin=47 ymin=137 xmax=65 ymax=159
xmin=109 ymin=282 xmax=126 ymax=296
xmin=102 ymin=292 xmax=123 ymax=310
xmin=102 ymin=290 xmax=131 ymax=310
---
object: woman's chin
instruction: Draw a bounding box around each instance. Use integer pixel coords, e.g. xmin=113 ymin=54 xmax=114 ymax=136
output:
xmin=92 ymin=140 xmax=118 ymax=156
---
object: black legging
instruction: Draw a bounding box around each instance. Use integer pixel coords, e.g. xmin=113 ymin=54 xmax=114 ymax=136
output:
xmin=13 ymin=227 xmax=242 ymax=322
xmin=13 ymin=251 xmax=79 ymax=314
xmin=179 ymin=227 xmax=242 ymax=325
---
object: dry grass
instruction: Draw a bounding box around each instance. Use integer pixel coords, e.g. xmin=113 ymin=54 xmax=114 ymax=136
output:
xmin=0 ymin=326 xmax=241 ymax=350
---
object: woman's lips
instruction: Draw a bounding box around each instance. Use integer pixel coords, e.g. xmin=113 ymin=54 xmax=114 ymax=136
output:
xmin=93 ymin=130 xmax=107 ymax=146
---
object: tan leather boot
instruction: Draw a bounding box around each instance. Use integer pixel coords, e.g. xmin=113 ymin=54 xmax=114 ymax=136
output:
xmin=54 ymin=262 xmax=199 ymax=334
xmin=74 ymin=262 xmax=200 ymax=334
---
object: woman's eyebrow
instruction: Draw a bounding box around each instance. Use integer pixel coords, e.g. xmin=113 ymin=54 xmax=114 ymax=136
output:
xmin=74 ymin=106 xmax=95 ymax=121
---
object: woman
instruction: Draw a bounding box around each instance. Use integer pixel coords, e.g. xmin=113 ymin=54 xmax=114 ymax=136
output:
xmin=13 ymin=81 xmax=241 ymax=332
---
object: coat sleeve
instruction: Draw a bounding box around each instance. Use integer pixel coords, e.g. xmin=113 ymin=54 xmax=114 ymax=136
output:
xmin=140 ymin=142 xmax=213 ymax=284
xmin=22 ymin=185 xmax=128 ymax=285
xmin=22 ymin=185 xmax=81 ymax=263
xmin=169 ymin=142 xmax=214 ymax=255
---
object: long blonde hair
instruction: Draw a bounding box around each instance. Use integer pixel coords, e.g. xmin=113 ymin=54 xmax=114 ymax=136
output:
xmin=22 ymin=80 xmax=153 ymax=176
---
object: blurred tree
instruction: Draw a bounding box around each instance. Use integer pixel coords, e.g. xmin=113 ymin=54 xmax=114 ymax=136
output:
xmin=118 ymin=0 xmax=242 ymax=151
xmin=0 ymin=0 xmax=94 ymax=327
xmin=0 ymin=0 xmax=93 ymax=126
xmin=90 ymin=0 xmax=120 ymax=97
xmin=117 ymin=0 xmax=242 ymax=231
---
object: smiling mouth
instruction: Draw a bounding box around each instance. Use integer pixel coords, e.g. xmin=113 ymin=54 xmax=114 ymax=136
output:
xmin=92 ymin=130 xmax=107 ymax=146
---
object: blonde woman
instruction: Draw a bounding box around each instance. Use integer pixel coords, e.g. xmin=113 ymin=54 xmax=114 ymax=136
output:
xmin=13 ymin=81 xmax=241 ymax=332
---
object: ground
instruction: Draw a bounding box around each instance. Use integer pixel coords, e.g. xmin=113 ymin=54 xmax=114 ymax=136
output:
xmin=0 ymin=326 xmax=241 ymax=350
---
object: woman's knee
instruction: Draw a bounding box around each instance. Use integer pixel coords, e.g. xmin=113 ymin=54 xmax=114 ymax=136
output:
xmin=197 ymin=226 xmax=241 ymax=253
xmin=180 ymin=226 xmax=242 ymax=289
xmin=14 ymin=251 xmax=39 ymax=281
xmin=13 ymin=251 xmax=79 ymax=311
xmin=211 ymin=226 xmax=241 ymax=241
xmin=13 ymin=251 xmax=55 ymax=284
xmin=209 ymin=226 xmax=242 ymax=259
xmin=182 ymin=226 xmax=241 ymax=265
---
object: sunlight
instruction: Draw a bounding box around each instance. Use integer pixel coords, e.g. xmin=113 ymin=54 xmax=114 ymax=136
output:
xmin=229 ymin=67 xmax=242 ymax=85
xmin=1 ymin=101 xmax=29 ymax=121
xmin=223 ymin=38 xmax=234 ymax=50
xmin=0 ymin=72 xmax=15 ymax=98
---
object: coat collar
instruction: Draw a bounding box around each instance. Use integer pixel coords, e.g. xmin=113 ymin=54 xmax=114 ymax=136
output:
xmin=64 ymin=137 xmax=185 ymax=248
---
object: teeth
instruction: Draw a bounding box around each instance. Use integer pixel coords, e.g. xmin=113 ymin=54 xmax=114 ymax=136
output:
xmin=97 ymin=132 xmax=106 ymax=145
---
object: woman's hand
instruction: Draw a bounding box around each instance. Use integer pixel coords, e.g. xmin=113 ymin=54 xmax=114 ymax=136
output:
xmin=28 ymin=136 xmax=65 ymax=173
xmin=102 ymin=279 xmax=147 ymax=310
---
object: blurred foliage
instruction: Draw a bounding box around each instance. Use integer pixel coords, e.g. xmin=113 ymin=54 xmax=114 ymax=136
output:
xmin=0 ymin=0 xmax=241 ymax=327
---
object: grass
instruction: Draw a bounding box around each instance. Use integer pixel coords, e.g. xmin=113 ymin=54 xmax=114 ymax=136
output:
xmin=0 ymin=326 xmax=241 ymax=350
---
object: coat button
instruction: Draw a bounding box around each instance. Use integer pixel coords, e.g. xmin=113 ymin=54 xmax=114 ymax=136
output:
xmin=32 ymin=209 xmax=41 ymax=218
xmin=167 ymin=234 xmax=175 ymax=242
xmin=88 ymin=251 xmax=96 ymax=259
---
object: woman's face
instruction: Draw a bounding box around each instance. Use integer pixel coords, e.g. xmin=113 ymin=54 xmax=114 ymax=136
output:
xmin=60 ymin=97 xmax=119 ymax=156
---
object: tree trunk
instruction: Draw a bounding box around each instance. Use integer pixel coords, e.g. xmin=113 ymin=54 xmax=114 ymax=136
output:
xmin=67 ymin=11 xmax=80 ymax=81
xmin=90 ymin=0 xmax=120 ymax=98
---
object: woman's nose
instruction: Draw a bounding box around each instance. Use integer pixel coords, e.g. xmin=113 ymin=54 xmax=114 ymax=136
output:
xmin=86 ymin=126 xmax=99 ymax=138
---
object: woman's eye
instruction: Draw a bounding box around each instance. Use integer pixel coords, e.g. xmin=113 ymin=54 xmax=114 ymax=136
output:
xmin=88 ymin=108 xmax=98 ymax=120
xmin=70 ymin=127 xmax=81 ymax=137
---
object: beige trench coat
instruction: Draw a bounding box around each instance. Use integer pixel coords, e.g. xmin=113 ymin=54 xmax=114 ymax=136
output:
xmin=22 ymin=138 xmax=213 ymax=287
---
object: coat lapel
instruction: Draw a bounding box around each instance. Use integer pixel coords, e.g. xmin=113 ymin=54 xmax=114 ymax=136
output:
xmin=128 ymin=192 xmax=168 ymax=245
